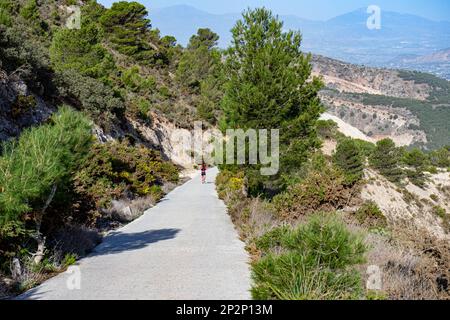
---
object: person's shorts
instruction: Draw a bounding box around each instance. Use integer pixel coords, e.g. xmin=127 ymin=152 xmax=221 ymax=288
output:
xmin=201 ymin=172 xmax=206 ymax=176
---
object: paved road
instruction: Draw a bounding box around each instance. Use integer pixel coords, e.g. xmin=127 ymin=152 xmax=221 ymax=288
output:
xmin=19 ymin=168 xmax=251 ymax=300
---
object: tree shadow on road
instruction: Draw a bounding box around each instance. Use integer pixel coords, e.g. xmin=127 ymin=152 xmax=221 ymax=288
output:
xmin=92 ymin=228 xmax=181 ymax=256
xmin=16 ymin=229 xmax=181 ymax=300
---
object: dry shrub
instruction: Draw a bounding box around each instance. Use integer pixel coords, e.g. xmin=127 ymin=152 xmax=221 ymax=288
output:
xmin=364 ymin=234 xmax=437 ymax=300
xmin=216 ymin=170 xmax=278 ymax=259
xmin=363 ymin=222 xmax=450 ymax=300
xmin=0 ymin=276 xmax=10 ymax=299
xmin=273 ymin=164 xmax=358 ymax=220
xmin=51 ymin=225 xmax=102 ymax=258
xmin=103 ymin=196 xmax=157 ymax=223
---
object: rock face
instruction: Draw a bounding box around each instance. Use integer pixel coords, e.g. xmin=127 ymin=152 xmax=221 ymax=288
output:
xmin=361 ymin=169 xmax=450 ymax=240
xmin=320 ymin=93 xmax=427 ymax=146
xmin=130 ymin=112 xmax=221 ymax=169
xmin=311 ymin=55 xmax=437 ymax=147
xmin=0 ymin=68 xmax=54 ymax=142
xmin=320 ymin=113 xmax=375 ymax=143
xmin=312 ymin=55 xmax=431 ymax=100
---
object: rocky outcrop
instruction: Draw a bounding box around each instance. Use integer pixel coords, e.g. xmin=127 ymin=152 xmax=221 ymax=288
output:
xmin=129 ymin=112 xmax=221 ymax=169
xmin=0 ymin=68 xmax=54 ymax=142
xmin=320 ymin=92 xmax=427 ymax=146
xmin=311 ymin=55 xmax=431 ymax=100
xmin=311 ymin=55 xmax=435 ymax=147
xmin=361 ymin=169 xmax=450 ymax=240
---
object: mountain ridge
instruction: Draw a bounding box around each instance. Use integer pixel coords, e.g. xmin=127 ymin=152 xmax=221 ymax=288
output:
xmin=150 ymin=4 xmax=450 ymax=75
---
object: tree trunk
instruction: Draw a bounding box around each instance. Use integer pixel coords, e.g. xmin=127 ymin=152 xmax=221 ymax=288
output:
xmin=33 ymin=184 xmax=57 ymax=265
xmin=11 ymin=258 xmax=22 ymax=280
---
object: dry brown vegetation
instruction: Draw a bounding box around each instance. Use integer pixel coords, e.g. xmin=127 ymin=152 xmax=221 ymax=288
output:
xmin=217 ymin=158 xmax=450 ymax=299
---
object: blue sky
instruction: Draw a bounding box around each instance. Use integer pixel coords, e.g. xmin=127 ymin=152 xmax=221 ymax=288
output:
xmin=98 ymin=0 xmax=450 ymax=22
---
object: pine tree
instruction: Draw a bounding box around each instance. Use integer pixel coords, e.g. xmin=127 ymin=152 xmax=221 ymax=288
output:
xmin=188 ymin=28 xmax=219 ymax=50
xmin=176 ymin=28 xmax=221 ymax=91
xmin=99 ymin=1 xmax=152 ymax=57
xmin=0 ymin=106 xmax=92 ymax=224
xmin=369 ymin=138 xmax=403 ymax=183
xmin=176 ymin=28 xmax=223 ymax=123
xmin=221 ymin=8 xmax=324 ymax=194
xmin=401 ymin=148 xmax=429 ymax=188
xmin=333 ymin=139 xmax=364 ymax=185
xmin=50 ymin=23 xmax=114 ymax=78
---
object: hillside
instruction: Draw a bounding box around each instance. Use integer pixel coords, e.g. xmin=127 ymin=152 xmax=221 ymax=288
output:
xmin=312 ymin=55 xmax=450 ymax=149
xmin=1 ymin=1 xmax=449 ymax=301
xmin=0 ymin=0 xmax=211 ymax=298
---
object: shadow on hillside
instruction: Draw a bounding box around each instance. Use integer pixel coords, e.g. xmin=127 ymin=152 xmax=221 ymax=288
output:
xmin=92 ymin=228 xmax=181 ymax=256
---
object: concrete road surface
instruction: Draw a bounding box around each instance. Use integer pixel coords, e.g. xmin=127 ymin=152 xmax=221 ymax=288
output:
xmin=19 ymin=167 xmax=251 ymax=300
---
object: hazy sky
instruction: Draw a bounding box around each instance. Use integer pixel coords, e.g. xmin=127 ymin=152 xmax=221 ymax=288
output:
xmin=99 ymin=0 xmax=450 ymax=22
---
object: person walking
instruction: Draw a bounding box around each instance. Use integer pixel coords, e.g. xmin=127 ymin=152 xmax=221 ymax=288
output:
xmin=201 ymin=161 xmax=207 ymax=184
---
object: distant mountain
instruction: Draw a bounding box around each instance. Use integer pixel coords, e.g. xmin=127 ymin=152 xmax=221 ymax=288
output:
xmin=150 ymin=5 xmax=450 ymax=72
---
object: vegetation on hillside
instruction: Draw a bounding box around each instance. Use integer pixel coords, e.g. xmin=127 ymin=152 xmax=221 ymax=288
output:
xmin=0 ymin=0 xmax=185 ymax=295
xmin=220 ymin=8 xmax=324 ymax=196
xmin=214 ymin=7 xmax=450 ymax=300
xmin=1 ymin=1 xmax=448 ymax=300
xmin=354 ymin=92 xmax=450 ymax=150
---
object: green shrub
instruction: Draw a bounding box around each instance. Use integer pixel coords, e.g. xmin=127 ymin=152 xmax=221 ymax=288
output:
xmin=427 ymin=166 xmax=438 ymax=174
xmin=251 ymin=214 xmax=367 ymax=300
xmin=0 ymin=106 xmax=92 ymax=223
xmin=0 ymin=8 xmax=11 ymax=26
xmin=10 ymin=94 xmax=36 ymax=118
xmin=369 ymin=139 xmax=403 ymax=183
xmin=55 ymin=69 xmax=124 ymax=128
xmin=433 ymin=206 xmax=446 ymax=219
xmin=317 ymin=119 xmax=338 ymax=139
xmin=366 ymin=290 xmax=388 ymax=300
xmin=273 ymin=162 xmax=352 ymax=220
xmin=19 ymin=0 xmax=38 ymax=21
xmin=255 ymin=225 xmax=290 ymax=252
xmin=252 ymin=251 xmax=363 ymax=300
xmin=333 ymin=138 xmax=364 ymax=185
xmin=121 ymin=66 xmax=154 ymax=92
xmin=353 ymin=139 xmax=376 ymax=157
xmin=402 ymin=148 xmax=428 ymax=168
xmin=50 ymin=23 xmax=115 ymax=79
xmin=73 ymin=140 xmax=178 ymax=208
xmin=282 ymin=214 xmax=367 ymax=268
xmin=405 ymin=168 xmax=427 ymax=188
xmin=158 ymin=86 xmax=172 ymax=99
xmin=62 ymin=253 xmax=77 ymax=267
xmin=400 ymin=148 xmax=429 ymax=187
xmin=429 ymin=147 xmax=450 ymax=168
xmin=215 ymin=169 xmax=245 ymax=200
xmin=433 ymin=206 xmax=449 ymax=233
xmin=355 ymin=201 xmax=387 ymax=229
xmin=135 ymin=98 xmax=152 ymax=120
